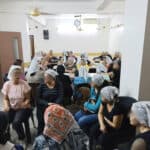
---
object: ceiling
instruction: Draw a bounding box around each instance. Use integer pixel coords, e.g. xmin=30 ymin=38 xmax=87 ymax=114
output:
xmin=0 ymin=0 xmax=125 ymax=18
xmin=2 ymin=0 xmax=96 ymax=1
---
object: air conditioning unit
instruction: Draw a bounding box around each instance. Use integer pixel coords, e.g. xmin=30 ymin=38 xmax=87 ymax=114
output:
xmin=83 ymin=18 xmax=98 ymax=24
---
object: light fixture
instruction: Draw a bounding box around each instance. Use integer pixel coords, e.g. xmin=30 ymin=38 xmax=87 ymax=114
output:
xmin=30 ymin=8 xmax=41 ymax=16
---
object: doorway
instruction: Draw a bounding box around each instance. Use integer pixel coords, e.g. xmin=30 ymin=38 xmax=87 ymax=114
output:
xmin=0 ymin=32 xmax=23 ymax=87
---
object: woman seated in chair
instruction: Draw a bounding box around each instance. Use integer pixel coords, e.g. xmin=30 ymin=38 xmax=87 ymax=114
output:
xmin=56 ymin=65 xmax=73 ymax=106
xmin=33 ymin=104 xmax=89 ymax=150
xmin=129 ymin=101 xmax=150 ymax=150
xmin=36 ymin=69 xmax=63 ymax=135
xmin=1 ymin=66 xmax=31 ymax=142
xmin=74 ymin=74 xmax=109 ymax=132
xmin=65 ymin=57 xmax=78 ymax=76
xmin=108 ymin=60 xmax=121 ymax=88
xmin=92 ymin=86 xmax=134 ymax=150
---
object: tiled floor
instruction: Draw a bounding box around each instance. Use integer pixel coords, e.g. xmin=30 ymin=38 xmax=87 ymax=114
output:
xmin=0 ymin=92 xmax=37 ymax=150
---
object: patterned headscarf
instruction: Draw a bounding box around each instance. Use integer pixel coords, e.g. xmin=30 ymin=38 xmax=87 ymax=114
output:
xmin=131 ymin=101 xmax=150 ymax=127
xmin=101 ymin=86 xmax=119 ymax=102
xmin=43 ymin=104 xmax=76 ymax=144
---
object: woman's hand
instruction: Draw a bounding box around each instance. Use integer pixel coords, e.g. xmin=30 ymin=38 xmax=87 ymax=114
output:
xmin=104 ymin=117 xmax=108 ymax=122
xmin=4 ymin=105 xmax=10 ymax=112
xmin=48 ymin=103 xmax=55 ymax=106
xmin=83 ymin=107 xmax=88 ymax=112
xmin=16 ymin=101 xmax=30 ymax=109
xmin=108 ymin=72 xmax=114 ymax=78
xmin=3 ymin=95 xmax=10 ymax=112
xmin=100 ymin=124 xmax=107 ymax=133
xmin=90 ymin=82 xmax=95 ymax=88
xmin=104 ymin=115 xmax=123 ymax=129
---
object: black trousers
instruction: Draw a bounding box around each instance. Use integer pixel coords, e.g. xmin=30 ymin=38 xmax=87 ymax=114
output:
xmin=8 ymin=108 xmax=31 ymax=140
xmin=89 ymin=122 xmax=135 ymax=150
xmin=29 ymin=83 xmax=39 ymax=106
xmin=36 ymin=106 xmax=46 ymax=135
xmin=88 ymin=122 xmax=101 ymax=150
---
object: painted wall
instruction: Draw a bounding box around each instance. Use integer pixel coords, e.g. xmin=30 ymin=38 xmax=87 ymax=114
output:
xmin=28 ymin=17 xmax=110 ymax=54
xmin=0 ymin=14 xmax=31 ymax=62
xmin=120 ymin=0 xmax=149 ymax=99
xmin=139 ymin=1 xmax=150 ymax=100
xmin=108 ymin=15 xmax=124 ymax=53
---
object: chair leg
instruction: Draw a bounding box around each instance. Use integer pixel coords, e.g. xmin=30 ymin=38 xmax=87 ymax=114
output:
xmin=31 ymin=112 xmax=36 ymax=128
xmin=24 ymin=121 xmax=31 ymax=144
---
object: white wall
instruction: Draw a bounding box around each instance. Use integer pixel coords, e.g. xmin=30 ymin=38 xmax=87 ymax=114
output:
xmin=28 ymin=17 xmax=110 ymax=54
xmin=108 ymin=15 xmax=124 ymax=53
xmin=0 ymin=14 xmax=31 ymax=62
xmin=120 ymin=0 xmax=149 ymax=99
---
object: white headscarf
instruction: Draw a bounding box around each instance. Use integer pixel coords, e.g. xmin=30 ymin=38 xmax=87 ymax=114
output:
xmin=27 ymin=56 xmax=42 ymax=75
xmin=105 ymin=56 xmax=112 ymax=65
xmin=92 ymin=74 xmax=104 ymax=87
xmin=101 ymin=86 xmax=119 ymax=102
xmin=7 ymin=65 xmax=21 ymax=80
xmin=131 ymin=101 xmax=150 ymax=127
xmin=68 ymin=57 xmax=76 ymax=65
xmin=80 ymin=52 xmax=88 ymax=60
xmin=96 ymin=63 xmax=107 ymax=73
xmin=45 ymin=69 xmax=58 ymax=79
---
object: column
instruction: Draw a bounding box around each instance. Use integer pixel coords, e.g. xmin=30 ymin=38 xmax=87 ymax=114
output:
xmin=120 ymin=0 xmax=150 ymax=100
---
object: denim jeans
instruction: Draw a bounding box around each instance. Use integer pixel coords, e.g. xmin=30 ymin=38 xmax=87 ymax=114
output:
xmin=74 ymin=110 xmax=98 ymax=128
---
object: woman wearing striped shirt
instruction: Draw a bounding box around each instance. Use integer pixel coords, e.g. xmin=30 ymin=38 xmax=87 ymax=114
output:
xmin=36 ymin=69 xmax=63 ymax=135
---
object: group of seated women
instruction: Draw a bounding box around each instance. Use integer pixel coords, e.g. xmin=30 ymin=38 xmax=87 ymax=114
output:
xmin=0 ymin=50 xmax=150 ymax=150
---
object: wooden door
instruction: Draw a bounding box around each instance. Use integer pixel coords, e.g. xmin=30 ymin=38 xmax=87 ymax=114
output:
xmin=0 ymin=32 xmax=23 ymax=86
xmin=29 ymin=35 xmax=35 ymax=59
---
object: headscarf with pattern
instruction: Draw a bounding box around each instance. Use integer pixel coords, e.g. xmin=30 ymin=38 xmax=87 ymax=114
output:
xmin=43 ymin=104 xmax=76 ymax=144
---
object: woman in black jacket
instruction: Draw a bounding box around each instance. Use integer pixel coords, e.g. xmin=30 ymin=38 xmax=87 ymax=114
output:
xmin=108 ymin=60 xmax=121 ymax=88
xmin=57 ymin=65 xmax=73 ymax=106
xmin=36 ymin=69 xmax=63 ymax=135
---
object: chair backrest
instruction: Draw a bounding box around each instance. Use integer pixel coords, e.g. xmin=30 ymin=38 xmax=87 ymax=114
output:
xmin=79 ymin=87 xmax=90 ymax=102
xmin=116 ymin=97 xmax=137 ymax=145
xmin=119 ymin=96 xmax=137 ymax=114
xmin=3 ymin=73 xmax=8 ymax=82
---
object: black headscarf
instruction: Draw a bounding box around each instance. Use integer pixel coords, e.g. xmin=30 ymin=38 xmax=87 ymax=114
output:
xmin=57 ymin=65 xmax=65 ymax=75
